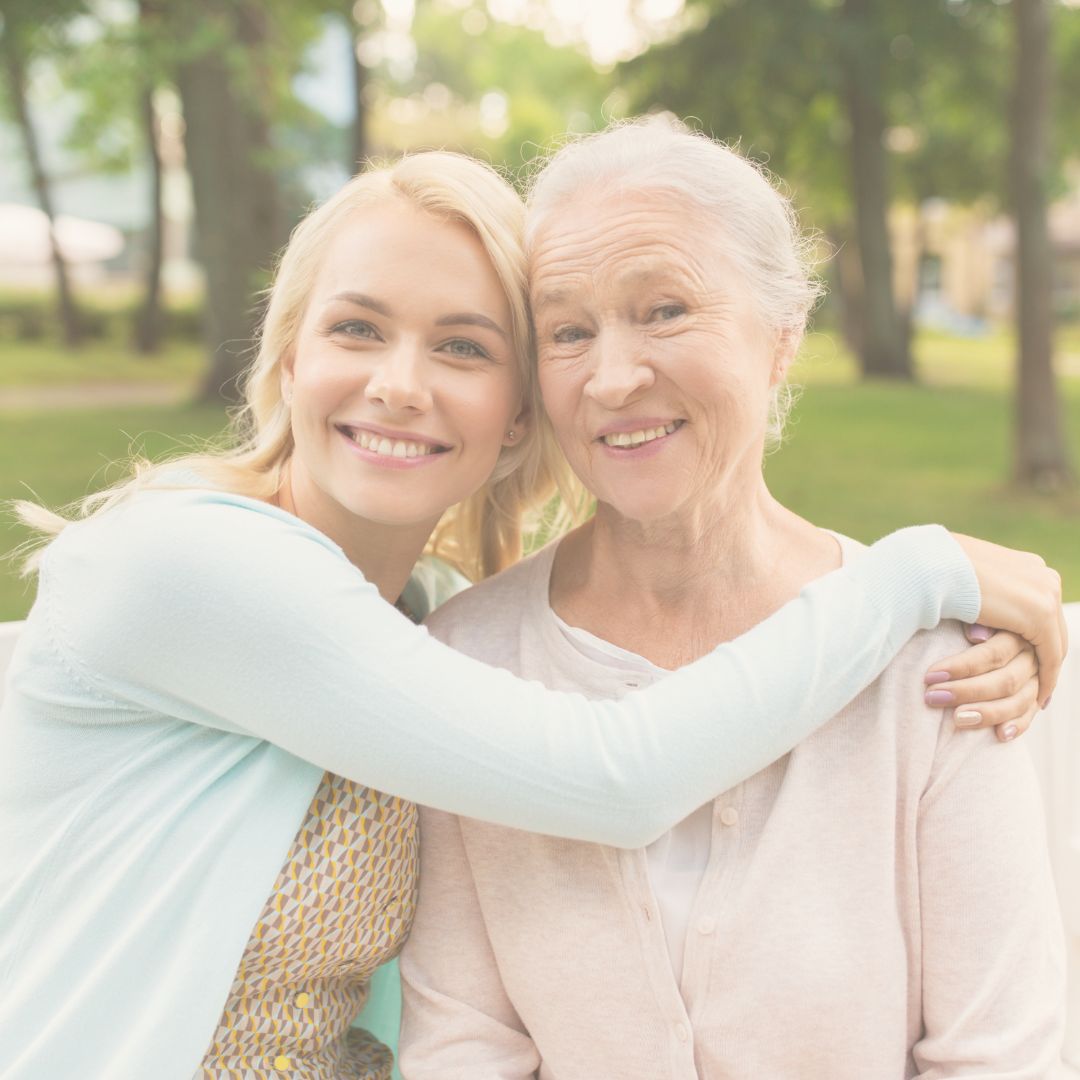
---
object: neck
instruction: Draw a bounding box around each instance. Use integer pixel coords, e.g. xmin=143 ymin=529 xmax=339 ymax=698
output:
xmin=550 ymin=477 xmax=839 ymax=665
xmin=276 ymin=464 xmax=435 ymax=604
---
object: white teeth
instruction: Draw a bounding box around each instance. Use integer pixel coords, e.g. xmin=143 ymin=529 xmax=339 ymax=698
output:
xmin=346 ymin=429 xmax=438 ymax=458
xmin=602 ymin=421 xmax=680 ymax=448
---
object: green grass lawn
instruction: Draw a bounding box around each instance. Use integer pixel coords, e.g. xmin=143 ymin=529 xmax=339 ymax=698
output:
xmin=1 ymin=329 xmax=1078 ymax=621
xmin=0 ymin=403 xmax=228 ymax=618
xmin=0 ymin=338 xmax=205 ymax=387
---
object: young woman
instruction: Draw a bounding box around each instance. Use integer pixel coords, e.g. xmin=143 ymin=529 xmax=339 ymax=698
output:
xmin=0 ymin=150 xmax=1062 ymax=1080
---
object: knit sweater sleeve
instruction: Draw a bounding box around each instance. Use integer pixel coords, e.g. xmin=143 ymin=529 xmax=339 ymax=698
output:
xmin=41 ymin=491 xmax=980 ymax=848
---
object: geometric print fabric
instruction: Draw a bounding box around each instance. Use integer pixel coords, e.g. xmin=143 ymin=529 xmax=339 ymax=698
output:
xmin=196 ymin=772 xmax=419 ymax=1079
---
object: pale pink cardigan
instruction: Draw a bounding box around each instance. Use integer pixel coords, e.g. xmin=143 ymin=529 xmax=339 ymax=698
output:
xmin=399 ymin=538 xmax=1065 ymax=1079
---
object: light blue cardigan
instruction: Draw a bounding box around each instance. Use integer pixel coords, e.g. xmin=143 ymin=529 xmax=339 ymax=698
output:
xmin=0 ymin=488 xmax=979 ymax=1078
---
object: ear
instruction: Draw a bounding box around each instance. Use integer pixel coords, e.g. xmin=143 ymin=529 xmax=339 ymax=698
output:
xmin=770 ymin=328 xmax=802 ymax=387
xmin=280 ymin=351 xmax=296 ymax=405
xmin=503 ymin=404 xmax=531 ymax=448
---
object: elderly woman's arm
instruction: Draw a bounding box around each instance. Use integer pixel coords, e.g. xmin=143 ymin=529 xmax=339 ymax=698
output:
xmin=398 ymin=807 xmax=539 ymax=1080
xmin=911 ymin=722 xmax=1066 ymax=1074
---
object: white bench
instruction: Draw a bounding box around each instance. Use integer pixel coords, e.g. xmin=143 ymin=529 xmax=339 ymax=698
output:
xmin=1 ymin=613 xmax=1078 ymax=1070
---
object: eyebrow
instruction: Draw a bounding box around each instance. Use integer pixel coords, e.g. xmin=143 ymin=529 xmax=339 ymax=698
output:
xmin=434 ymin=313 xmax=508 ymax=340
xmin=326 ymin=292 xmax=507 ymax=340
xmin=327 ymin=292 xmax=392 ymax=316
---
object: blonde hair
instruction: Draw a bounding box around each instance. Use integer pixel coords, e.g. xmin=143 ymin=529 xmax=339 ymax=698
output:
xmin=525 ymin=115 xmax=824 ymax=449
xmin=18 ymin=151 xmax=571 ymax=581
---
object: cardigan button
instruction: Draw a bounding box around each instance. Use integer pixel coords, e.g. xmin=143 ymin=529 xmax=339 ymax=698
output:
xmin=273 ymin=1055 xmax=291 ymax=1070
xmin=719 ymin=806 xmax=739 ymax=827
xmin=294 ymin=992 xmax=311 ymax=1009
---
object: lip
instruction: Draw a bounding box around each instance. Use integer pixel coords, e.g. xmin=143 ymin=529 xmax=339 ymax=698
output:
xmin=336 ymin=421 xmax=450 ymax=451
xmin=595 ymin=419 xmax=684 ymax=460
xmin=595 ymin=417 xmax=682 ymax=440
xmin=336 ymin=423 xmax=451 ymax=470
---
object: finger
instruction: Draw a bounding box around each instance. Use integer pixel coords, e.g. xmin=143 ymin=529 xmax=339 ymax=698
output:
xmin=951 ymin=678 xmax=1039 ymax=737
xmin=994 ymin=698 xmax=1040 ymax=742
xmin=925 ymin=653 xmax=1037 ymax=710
xmin=926 ymin=630 xmax=1029 ymax=684
xmin=1034 ymin=601 xmax=1066 ymax=708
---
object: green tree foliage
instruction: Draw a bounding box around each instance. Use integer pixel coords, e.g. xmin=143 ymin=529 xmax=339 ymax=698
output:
xmin=366 ymin=1 xmax=610 ymax=176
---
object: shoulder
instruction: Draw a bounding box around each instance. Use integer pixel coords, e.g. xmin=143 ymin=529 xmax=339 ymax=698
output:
xmin=46 ymin=487 xmax=346 ymax=587
xmin=38 ymin=487 xmax=366 ymax=661
xmin=424 ymin=541 xmax=556 ymax=651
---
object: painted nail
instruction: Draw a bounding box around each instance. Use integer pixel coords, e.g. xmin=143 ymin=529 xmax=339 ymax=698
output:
xmin=954 ymin=710 xmax=982 ymax=728
xmin=924 ymin=670 xmax=951 ymax=685
xmin=1000 ymin=723 xmax=1019 ymax=742
xmin=925 ymin=689 xmax=955 ymax=706
xmin=967 ymin=624 xmax=993 ymax=642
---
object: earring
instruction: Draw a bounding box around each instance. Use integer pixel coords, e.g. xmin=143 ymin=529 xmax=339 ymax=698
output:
xmin=507 ymin=429 xmax=516 ymax=441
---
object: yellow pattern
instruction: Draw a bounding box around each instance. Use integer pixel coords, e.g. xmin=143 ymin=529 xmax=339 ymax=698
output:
xmin=196 ymin=772 xmax=418 ymax=1080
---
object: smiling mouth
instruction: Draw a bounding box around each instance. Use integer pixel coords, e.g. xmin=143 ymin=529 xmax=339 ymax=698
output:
xmin=336 ymin=425 xmax=450 ymax=459
xmin=599 ymin=420 xmax=683 ymax=449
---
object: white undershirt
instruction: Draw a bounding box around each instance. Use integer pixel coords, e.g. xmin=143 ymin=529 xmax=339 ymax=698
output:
xmin=552 ymin=614 xmax=713 ymax=983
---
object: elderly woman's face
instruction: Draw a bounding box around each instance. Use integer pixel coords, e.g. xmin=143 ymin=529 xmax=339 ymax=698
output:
xmin=530 ymin=191 xmax=789 ymax=524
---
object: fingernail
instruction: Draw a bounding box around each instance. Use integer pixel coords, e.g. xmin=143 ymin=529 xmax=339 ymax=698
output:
xmin=1043 ymin=694 xmax=1053 ymax=710
xmin=968 ymin=624 xmax=993 ymax=642
xmin=924 ymin=670 xmax=951 ymax=685
xmin=955 ymin=709 xmax=982 ymax=728
xmin=1000 ymin=723 xmax=1019 ymax=742
xmin=925 ymin=689 xmax=955 ymax=706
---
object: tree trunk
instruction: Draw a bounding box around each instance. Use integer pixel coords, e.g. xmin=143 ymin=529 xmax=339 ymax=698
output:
xmin=134 ymin=79 xmax=164 ymax=354
xmin=174 ymin=1 xmax=284 ymax=403
xmin=840 ymin=0 xmax=912 ymax=379
xmin=830 ymin=225 xmax=864 ymax=359
xmin=1 ymin=31 xmax=82 ymax=347
xmin=1010 ymin=0 xmax=1072 ymax=489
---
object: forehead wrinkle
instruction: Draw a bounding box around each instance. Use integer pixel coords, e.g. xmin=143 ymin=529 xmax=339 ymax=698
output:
xmin=530 ymin=205 xmax=713 ymax=305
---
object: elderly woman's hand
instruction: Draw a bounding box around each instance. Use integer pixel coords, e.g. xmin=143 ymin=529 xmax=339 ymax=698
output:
xmin=931 ymin=532 xmax=1066 ymax=734
xmin=925 ymin=627 xmax=1040 ymax=742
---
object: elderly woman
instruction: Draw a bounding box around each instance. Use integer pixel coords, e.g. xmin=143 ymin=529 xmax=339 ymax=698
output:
xmin=398 ymin=118 xmax=1066 ymax=1077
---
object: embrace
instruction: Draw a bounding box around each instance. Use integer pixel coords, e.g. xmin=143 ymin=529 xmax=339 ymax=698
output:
xmin=0 ymin=116 xmax=1067 ymax=1079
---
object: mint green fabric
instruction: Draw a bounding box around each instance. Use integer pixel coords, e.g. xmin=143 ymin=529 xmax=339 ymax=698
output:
xmin=0 ymin=487 xmax=979 ymax=1078
xmin=357 ymin=960 xmax=404 ymax=1079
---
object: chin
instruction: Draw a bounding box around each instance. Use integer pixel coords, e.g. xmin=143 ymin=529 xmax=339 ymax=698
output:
xmin=600 ymin=493 xmax=684 ymax=525
xmin=336 ymin=490 xmax=445 ymax=530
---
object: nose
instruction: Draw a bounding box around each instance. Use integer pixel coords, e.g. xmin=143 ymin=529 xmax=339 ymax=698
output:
xmin=583 ymin=325 xmax=655 ymax=409
xmin=364 ymin=340 xmax=433 ymax=414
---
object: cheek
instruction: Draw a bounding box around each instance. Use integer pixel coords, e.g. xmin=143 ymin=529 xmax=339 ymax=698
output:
xmin=538 ymin=361 xmax=581 ymax=430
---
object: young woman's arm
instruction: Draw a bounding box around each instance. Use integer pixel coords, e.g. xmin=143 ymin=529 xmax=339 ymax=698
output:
xmin=41 ymin=490 xmax=1042 ymax=848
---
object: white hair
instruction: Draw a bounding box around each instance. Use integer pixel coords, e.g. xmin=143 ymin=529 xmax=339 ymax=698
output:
xmin=524 ymin=115 xmax=824 ymax=447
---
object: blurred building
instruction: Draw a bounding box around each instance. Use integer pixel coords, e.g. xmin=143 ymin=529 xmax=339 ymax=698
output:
xmin=0 ymin=92 xmax=198 ymax=293
xmin=892 ymin=168 xmax=1080 ymax=333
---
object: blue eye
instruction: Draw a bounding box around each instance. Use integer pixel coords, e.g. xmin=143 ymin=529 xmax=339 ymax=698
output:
xmin=553 ymin=325 xmax=589 ymax=345
xmin=652 ymin=304 xmax=685 ymax=321
xmin=441 ymin=338 xmax=490 ymax=360
xmin=330 ymin=319 xmax=380 ymax=340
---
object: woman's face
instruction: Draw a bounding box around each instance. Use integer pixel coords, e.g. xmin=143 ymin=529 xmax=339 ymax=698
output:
xmin=282 ymin=199 xmax=523 ymax=535
xmin=530 ymin=191 xmax=790 ymax=524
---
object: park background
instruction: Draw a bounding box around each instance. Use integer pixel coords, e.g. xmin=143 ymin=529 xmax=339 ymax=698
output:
xmin=0 ymin=0 xmax=1079 ymax=621
xmin=1 ymin=1 xmax=1080 ymax=1075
